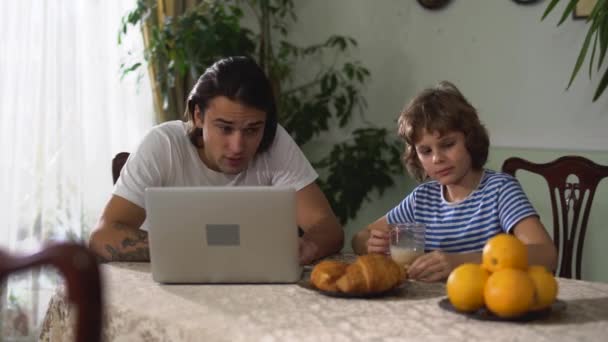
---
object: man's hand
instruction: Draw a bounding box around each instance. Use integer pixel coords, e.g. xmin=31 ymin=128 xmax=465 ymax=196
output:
xmin=295 ymin=183 xmax=343 ymax=262
xmin=407 ymin=251 xmax=454 ymax=282
xmin=298 ymin=238 xmax=319 ymax=265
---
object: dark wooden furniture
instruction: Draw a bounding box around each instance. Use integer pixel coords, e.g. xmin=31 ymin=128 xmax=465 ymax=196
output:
xmin=502 ymin=155 xmax=608 ymax=279
xmin=0 ymin=243 xmax=102 ymax=342
xmin=112 ymin=152 xmax=130 ymax=184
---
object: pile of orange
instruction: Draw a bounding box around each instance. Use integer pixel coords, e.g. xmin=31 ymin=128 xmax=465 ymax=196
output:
xmin=446 ymin=234 xmax=558 ymax=318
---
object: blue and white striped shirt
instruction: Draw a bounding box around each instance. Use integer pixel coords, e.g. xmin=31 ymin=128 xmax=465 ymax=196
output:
xmin=387 ymin=170 xmax=537 ymax=253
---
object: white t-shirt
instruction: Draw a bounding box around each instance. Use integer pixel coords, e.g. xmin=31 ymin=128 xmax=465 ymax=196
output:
xmin=114 ymin=120 xmax=318 ymax=229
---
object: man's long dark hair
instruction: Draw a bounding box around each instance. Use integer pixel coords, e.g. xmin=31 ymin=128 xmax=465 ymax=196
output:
xmin=185 ymin=56 xmax=278 ymax=153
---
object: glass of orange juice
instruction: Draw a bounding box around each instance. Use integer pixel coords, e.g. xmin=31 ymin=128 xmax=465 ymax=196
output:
xmin=389 ymin=223 xmax=426 ymax=270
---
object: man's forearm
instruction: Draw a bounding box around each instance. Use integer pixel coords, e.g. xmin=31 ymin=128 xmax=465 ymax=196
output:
xmin=89 ymin=222 xmax=150 ymax=262
xmin=302 ymin=217 xmax=344 ymax=260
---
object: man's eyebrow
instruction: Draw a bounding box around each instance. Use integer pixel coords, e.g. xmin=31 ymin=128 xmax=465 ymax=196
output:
xmin=212 ymin=119 xmax=265 ymax=127
xmin=244 ymin=121 xmax=265 ymax=127
xmin=213 ymin=119 xmax=234 ymax=125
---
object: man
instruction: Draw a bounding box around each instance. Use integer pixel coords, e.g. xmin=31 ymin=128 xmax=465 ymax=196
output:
xmin=89 ymin=56 xmax=343 ymax=265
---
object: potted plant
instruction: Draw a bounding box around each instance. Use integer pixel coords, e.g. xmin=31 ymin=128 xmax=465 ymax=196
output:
xmin=543 ymin=0 xmax=608 ymax=101
xmin=120 ymin=0 xmax=403 ymax=224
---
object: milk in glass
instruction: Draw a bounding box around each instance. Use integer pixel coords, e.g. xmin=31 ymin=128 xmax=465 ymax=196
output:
xmin=390 ymin=246 xmax=423 ymax=268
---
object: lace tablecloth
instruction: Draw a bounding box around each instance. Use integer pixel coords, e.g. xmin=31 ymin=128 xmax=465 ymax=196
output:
xmin=40 ymin=258 xmax=608 ymax=341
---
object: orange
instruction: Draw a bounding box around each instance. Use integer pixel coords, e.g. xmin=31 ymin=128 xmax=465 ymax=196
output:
xmin=482 ymin=234 xmax=528 ymax=273
xmin=446 ymin=263 xmax=489 ymax=312
xmin=527 ymin=265 xmax=558 ymax=311
xmin=484 ymin=268 xmax=535 ymax=318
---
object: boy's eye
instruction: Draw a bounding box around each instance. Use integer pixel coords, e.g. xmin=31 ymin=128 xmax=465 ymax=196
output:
xmin=417 ymin=148 xmax=431 ymax=156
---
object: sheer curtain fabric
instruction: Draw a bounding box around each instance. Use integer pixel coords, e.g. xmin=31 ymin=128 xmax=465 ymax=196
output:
xmin=0 ymin=0 xmax=155 ymax=338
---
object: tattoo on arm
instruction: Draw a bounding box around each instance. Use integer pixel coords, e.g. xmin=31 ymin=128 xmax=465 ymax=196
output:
xmin=104 ymin=245 xmax=150 ymax=262
xmin=103 ymin=223 xmax=150 ymax=262
xmin=120 ymin=229 xmax=148 ymax=248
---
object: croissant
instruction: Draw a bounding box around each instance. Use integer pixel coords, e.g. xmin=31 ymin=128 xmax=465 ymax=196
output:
xmin=335 ymin=254 xmax=406 ymax=294
xmin=309 ymin=254 xmax=406 ymax=295
xmin=310 ymin=260 xmax=348 ymax=292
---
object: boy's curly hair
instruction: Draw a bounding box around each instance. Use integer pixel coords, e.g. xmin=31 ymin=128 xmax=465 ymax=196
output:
xmin=397 ymin=81 xmax=489 ymax=182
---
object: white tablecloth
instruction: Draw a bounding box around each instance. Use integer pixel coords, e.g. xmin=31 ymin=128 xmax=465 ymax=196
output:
xmin=40 ymin=258 xmax=608 ymax=341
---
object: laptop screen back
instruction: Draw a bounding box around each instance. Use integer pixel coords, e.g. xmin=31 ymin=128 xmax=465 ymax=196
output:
xmin=144 ymin=186 xmax=301 ymax=283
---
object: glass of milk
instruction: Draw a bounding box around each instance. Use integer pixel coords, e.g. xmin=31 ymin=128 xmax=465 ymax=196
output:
xmin=389 ymin=223 xmax=426 ymax=270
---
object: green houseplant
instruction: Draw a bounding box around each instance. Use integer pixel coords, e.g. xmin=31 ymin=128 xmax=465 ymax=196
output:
xmin=543 ymin=0 xmax=608 ymax=101
xmin=120 ymin=0 xmax=403 ymax=224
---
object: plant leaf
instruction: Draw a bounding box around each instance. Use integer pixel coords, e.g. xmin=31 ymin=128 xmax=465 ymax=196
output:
xmin=558 ymin=0 xmax=580 ymax=26
xmin=590 ymin=27 xmax=599 ymax=79
xmin=542 ymin=0 xmax=562 ymax=20
xmin=597 ymin=1 xmax=608 ymax=70
xmin=587 ymin=0 xmax=605 ymax=18
xmin=566 ymin=19 xmax=599 ymax=89
xmin=593 ymin=67 xmax=608 ymax=101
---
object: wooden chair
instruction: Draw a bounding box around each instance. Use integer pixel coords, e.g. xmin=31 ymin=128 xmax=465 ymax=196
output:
xmin=0 ymin=243 xmax=102 ymax=342
xmin=112 ymin=152 xmax=130 ymax=184
xmin=502 ymin=155 xmax=608 ymax=279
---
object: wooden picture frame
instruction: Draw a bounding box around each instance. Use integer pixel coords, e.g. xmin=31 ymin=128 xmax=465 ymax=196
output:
xmin=573 ymin=0 xmax=597 ymax=19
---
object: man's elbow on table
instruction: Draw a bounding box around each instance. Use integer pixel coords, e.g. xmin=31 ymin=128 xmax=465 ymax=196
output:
xmin=88 ymin=222 xmax=151 ymax=262
xmin=88 ymin=225 xmax=115 ymax=262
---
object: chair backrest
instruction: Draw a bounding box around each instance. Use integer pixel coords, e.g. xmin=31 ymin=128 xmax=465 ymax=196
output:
xmin=502 ymin=155 xmax=608 ymax=279
xmin=0 ymin=243 xmax=102 ymax=342
xmin=112 ymin=152 xmax=130 ymax=184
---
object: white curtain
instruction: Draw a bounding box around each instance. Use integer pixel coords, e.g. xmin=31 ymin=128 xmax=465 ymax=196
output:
xmin=0 ymin=0 xmax=154 ymax=338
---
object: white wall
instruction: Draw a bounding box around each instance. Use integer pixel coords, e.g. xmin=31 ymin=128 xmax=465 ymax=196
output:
xmin=291 ymin=0 xmax=608 ymax=151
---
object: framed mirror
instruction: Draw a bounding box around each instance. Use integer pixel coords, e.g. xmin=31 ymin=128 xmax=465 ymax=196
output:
xmin=417 ymin=0 xmax=451 ymax=10
xmin=512 ymin=0 xmax=542 ymax=4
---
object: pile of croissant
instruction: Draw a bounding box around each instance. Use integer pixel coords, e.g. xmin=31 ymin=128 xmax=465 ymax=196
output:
xmin=310 ymin=254 xmax=406 ymax=294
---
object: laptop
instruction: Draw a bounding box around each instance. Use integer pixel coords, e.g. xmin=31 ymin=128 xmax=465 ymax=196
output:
xmin=144 ymin=186 xmax=302 ymax=283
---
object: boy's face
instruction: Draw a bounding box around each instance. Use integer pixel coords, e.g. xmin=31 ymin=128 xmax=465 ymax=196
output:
xmin=195 ymin=96 xmax=266 ymax=174
xmin=414 ymin=129 xmax=473 ymax=186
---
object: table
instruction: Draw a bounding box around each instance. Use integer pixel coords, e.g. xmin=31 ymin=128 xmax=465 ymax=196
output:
xmin=40 ymin=258 xmax=608 ymax=341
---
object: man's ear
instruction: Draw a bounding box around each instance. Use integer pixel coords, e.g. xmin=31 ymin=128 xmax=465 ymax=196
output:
xmin=194 ymin=105 xmax=204 ymax=127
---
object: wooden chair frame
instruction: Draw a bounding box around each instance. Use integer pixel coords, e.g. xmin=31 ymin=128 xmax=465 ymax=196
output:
xmin=502 ymin=155 xmax=608 ymax=279
xmin=112 ymin=152 xmax=130 ymax=184
xmin=0 ymin=243 xmax=102 ymax=342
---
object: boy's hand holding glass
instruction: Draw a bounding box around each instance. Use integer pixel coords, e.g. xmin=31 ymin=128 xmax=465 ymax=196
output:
xmin=407 ymin=250 xmax=455 ymax=282
xmin=366 ymin=227 xmax=390 ymax=254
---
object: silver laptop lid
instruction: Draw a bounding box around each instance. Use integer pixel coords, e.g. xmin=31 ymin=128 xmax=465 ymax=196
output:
xmin=145 ymin=186 xmax=301 ymax=283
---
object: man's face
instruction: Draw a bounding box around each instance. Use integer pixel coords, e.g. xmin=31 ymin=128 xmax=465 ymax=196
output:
xmin=195 ymin=96 xmax=266 ymax=174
